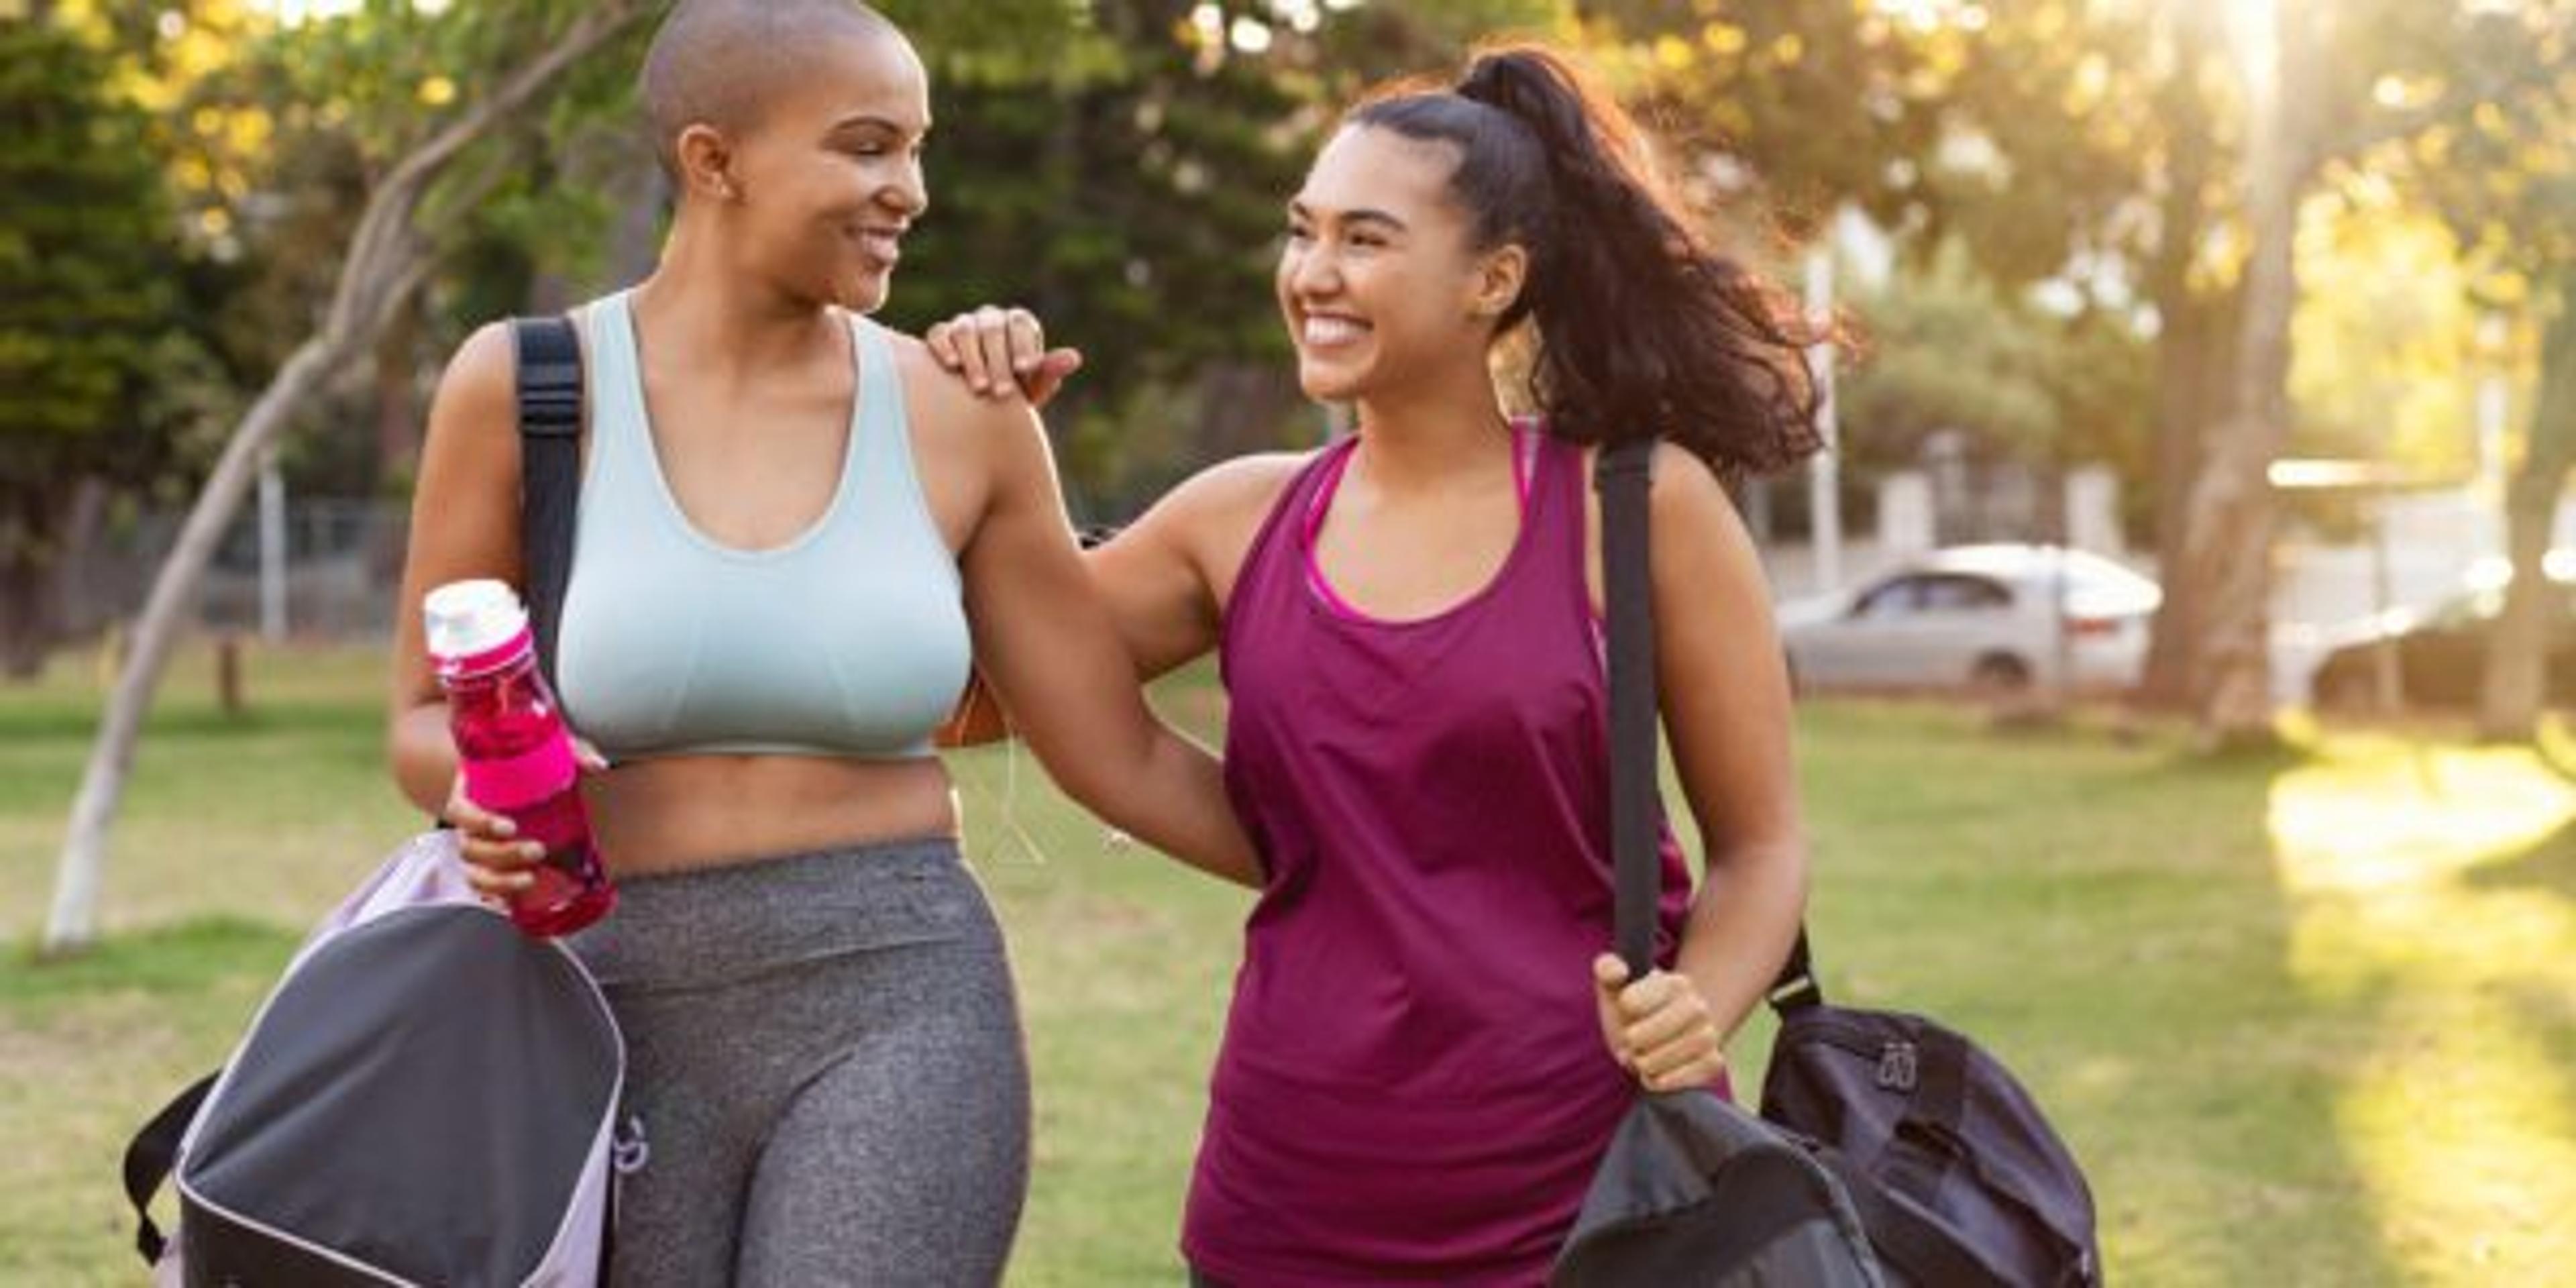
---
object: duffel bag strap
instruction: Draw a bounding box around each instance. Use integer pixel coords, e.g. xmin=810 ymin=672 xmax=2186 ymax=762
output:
xmin=1768 ymin=926 xmax=1823 ymax=1010
xmin=1596 ymin=441 xmax=1825 ymax=1003
xmin=1597 ymin=437 xmax=1661 ymax=981
xmin=508 ymin=314 xmax=583 ymax=696
xmin=123 ymin=1069 xmax=219 ymax=1265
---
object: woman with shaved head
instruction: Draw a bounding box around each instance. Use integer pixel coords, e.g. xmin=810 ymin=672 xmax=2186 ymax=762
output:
xmin=388 ymin=1 xmax=1255 ymax=1282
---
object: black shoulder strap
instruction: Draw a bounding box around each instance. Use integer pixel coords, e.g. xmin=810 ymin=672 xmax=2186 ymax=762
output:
xmin=1595 ymin=439 xmax=1821 ymax=1005
xmin=123 ymin=1069 xmax=218 ymax=1265
xmin=509 ymin=315 xmax=583 ymax=692
xmin=1597 ymin=438 xmax=1662 ymax=983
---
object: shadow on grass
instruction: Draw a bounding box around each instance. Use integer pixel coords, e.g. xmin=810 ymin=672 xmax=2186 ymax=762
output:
xmin=2466 ymin=816 xmax=2576 ymax=899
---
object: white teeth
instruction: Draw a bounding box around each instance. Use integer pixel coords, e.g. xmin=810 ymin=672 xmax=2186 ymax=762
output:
xmin=1303 ymin=315 xmax=1366 ymax=346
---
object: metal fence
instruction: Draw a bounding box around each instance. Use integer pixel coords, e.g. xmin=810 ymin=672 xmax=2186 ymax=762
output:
xmin=57 ymin=498 xmax=411 ymax=643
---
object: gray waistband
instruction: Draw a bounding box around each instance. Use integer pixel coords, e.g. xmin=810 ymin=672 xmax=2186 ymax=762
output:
xmin=566 ymin=836 xmax=981 ymax=991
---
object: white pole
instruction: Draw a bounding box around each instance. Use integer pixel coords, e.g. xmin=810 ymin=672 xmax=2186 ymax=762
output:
xmin=1805 ymin=246 xmax=1843 ymax=594
xmin=258 ymin=446 xmax=286 ymax=642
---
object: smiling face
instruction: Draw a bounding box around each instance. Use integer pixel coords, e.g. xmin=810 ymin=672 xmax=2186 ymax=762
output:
xmin=663 ymin=21 xmax=930 ymax=313
xmin=1277 ymin=125 xmax=1527 ymax=404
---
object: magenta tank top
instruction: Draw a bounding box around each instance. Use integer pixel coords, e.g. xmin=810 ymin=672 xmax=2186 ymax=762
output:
xmin=1183 ymin=428 xmax=1695 ymax=1285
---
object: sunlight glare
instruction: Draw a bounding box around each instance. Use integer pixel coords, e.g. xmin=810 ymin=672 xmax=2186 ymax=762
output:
xmin=2267 ymin=743 xmax=2576 ymax=1281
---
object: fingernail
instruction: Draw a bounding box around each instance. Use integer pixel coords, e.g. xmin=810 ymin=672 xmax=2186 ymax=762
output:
xmin=492 ymin=818 xmax=516 ymax=837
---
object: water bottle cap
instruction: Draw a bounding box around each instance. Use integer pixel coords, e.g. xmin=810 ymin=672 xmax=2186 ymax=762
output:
xmin=423 ymin=579 xmax=529 ymax=662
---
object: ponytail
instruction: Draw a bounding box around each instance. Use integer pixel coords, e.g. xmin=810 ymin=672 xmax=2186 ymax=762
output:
xmin=1348 ymin=45 xmax=1823 ymax=478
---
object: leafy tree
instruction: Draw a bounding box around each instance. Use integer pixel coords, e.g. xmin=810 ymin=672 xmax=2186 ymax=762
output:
xmin=0 ymin=15 xmax=215 ymax=678
xmin=1865 ymin=1 xmax=2247 ymax=708
xmin=1837 ymin=242 xmax=2151 ymax=500
xmin=46 ymin=0 xmax=659 ymax=956
xmin=2361 ymin=0 xmax=2576 ymax=739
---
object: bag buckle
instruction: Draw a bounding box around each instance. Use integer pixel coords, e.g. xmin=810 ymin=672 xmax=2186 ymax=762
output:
xmin=1876 ymin=1040 xmax=1919 ymax=1092
xmin=612 ymin=1114 xmax=651 ymax=1175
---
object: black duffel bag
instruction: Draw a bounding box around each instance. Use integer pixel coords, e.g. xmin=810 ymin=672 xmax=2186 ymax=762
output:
xmin=1761 ymin=937 xmax=2103 ymax=1287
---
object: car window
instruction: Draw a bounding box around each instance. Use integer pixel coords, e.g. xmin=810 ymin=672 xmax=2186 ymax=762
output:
xmin=1854 ymin=577 xmax=1923 ymax=619
xmin=1919 ymin=574 xmax=2012 ymax=612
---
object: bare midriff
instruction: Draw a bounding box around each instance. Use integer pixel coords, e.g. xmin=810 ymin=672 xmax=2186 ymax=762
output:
xmin=583 ymin=755 xmax=957 ymax=875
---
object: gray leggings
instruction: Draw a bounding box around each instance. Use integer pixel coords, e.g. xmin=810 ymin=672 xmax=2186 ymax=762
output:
xmin=568 ymin=838 xmax=1029 ymax=1287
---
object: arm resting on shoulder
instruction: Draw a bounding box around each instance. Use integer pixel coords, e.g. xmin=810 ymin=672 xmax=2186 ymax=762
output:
xmin=955 ymin=396 xmax=1261 ymax=888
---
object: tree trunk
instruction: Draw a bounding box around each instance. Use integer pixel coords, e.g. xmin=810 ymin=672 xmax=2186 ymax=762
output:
xmin=42 ymin=0 xmax=651 ymax=956
xmin=374 ymin=294 xmax=422 ymax=490
xmin=2136 ymin=0 xmax=2226 ymax=712
xmin=45 ymin=338 xmax=339 ymax=952
xmin=0 ymin=475 xmax=103 ymax=681
xmin=2140 ymin=296 xmax=2213 ymax=709
xmin=2476 ymin=278 xmax=2576 ymax=741
xmin=0 ymin=549 xmax=50 ymax=681
xmin=2183 ymin=0 xmax=2302 ymax=749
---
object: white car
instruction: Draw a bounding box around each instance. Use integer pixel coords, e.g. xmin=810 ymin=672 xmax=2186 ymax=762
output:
xmin=1778 ymin=545 xmax=2163 ymax=695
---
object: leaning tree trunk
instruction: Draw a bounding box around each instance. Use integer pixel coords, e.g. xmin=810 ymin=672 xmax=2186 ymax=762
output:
xmin=2180 ymin=0 xmax=2303 ymax=750
xmin=42 ymin=0 xmax=650 ymax=957
xmin=2476 ymin=280 xmax=2576 ymax=742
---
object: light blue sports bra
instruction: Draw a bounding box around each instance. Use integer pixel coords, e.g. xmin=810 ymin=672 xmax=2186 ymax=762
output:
xmin=554 ymin=290 xmax=970 ymax=761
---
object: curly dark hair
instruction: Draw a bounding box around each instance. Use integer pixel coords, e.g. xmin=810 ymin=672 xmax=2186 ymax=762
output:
xmin=1348 ymin=44 xmax=1824 ymax=478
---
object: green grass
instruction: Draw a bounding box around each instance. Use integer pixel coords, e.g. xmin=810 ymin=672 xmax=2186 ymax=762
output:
xmin=6 ymin=642 xmax=2574 ymax=1284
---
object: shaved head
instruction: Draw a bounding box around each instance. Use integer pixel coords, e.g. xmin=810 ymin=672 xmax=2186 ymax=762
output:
xmin=639 ymin=0 xmax=906 ymax=180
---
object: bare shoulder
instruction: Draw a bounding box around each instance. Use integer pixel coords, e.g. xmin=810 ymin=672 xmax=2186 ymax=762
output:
xmin=409 ymin=321 xmax=534 ymax=521
xmin=425 ymin=321 xmax=521 ymax=456
xmin=881 ymin=323 xmax=1059 ymax=482
xmin=1164 ymin=450 xmax=1313 ymax=525
xmin=1646 ymin=441 xmax=1743 ymax=533
xmin=1644 ymin=443 xmax=1772 ymax=617
xmin=1102 ymin=449 xmax=1313 ymax=620
xmin=1138 ymin=449 xmax=1314 ymax=564
xmin=879 ymin=324 xmax=1026 ymax=434
xmin=1580 ymin=440 xmax=1744 ymax=534
xmin=1575 ymin=439 xmax=1766 ymax=613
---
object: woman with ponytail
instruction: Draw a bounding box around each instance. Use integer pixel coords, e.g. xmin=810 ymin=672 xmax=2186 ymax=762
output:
xmin=938 ymin=43 xmax=1819 ymax=1285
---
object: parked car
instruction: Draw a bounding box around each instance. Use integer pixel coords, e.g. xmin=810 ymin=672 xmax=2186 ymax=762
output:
xmin=2308 ymin=557 xmax=2576 ymax=711
xmin=1778 ymin=545 xmax=2162 ymax=696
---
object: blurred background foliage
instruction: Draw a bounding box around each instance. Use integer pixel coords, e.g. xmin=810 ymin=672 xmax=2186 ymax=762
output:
xmin=4 ymin=0 xmax=2573 ymax=690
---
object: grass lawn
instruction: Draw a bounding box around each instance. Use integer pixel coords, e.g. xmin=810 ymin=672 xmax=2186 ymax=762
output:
xmin=5 ymin=641 xmax=2573 ymax=1285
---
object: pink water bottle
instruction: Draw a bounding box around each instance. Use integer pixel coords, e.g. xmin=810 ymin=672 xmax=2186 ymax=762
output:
xmin=423 ymin=579 xmax=615 ymax=936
